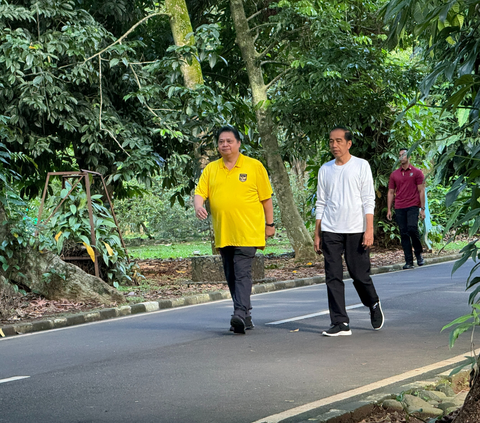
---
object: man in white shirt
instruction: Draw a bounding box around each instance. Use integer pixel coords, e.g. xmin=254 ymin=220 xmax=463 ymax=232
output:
xmin=314 ymin=126 xmax=384 ymax=336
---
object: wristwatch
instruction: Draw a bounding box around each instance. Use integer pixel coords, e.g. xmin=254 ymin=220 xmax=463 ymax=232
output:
xmin=420 ymin=207 xmax=425 ymax=211
xmin=266 ymin=222 xmax=275 ymax=227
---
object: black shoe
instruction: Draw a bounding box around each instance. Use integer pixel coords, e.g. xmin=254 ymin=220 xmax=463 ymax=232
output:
xmin=230 ymin=315 xmax=246 ymax=334
xmin=370 ymin=301 xmax=384 ymax=330
xmin=230 ymin=316 xmax=254 ymax=331
xmin=403 ymin=263 xmax=414 ymax=269
xmin=322 ymin=323 xmax=352 ymax=337
xmin=416 ymin=255 xmax=425 ymax=266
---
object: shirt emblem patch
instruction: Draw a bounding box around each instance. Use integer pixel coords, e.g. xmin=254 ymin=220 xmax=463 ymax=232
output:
xmin=410 ymin=172 xmax=413 ymax=176
xmin=239 ymin=173 xmax=247 ymax=182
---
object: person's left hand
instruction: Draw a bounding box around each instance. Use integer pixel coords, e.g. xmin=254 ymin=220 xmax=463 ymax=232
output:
xmin=265 ymin=225 xmax=275 ymax=240
xmin=420 ymin=209 xmax=426 ymax=220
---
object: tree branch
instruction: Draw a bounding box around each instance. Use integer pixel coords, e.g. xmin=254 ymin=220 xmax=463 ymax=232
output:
xmin=98 ymin=56 xmax=103 ymax=130
xmin=247 ymin=8 xmax=268 ymax=22
xmin=265 ymin=68 xmax=292 ymax=90
xmin=260 ymin=60 xmax=289 ymax=67
xmin=249 ymin=22 xmax=275 ymax=33
xmin=84 ymin=12 xmax=168 ymax=63
xmin=128 ymin=63 xmax=159 ymax=118
xmin=98 ymin=55 xmax=130 ymax=156
xmin=257 ymin=39 xmax=280 ymax=60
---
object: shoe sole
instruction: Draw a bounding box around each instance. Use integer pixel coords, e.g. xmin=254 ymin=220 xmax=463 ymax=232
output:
xmin=230 ymin=326 xmax=254 ymax=331
xmin=322 ymin=330 xmax=352 ymax=337
xmin=230 ymin=316 xmax=246 ymax=334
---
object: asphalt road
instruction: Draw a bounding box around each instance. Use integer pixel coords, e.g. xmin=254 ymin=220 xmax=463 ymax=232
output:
xmin=1 ymin=260 xmax=478 ymax=423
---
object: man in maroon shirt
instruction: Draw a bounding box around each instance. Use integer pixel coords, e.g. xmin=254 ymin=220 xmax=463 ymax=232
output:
xmin=387 ymin=148 xmax=426 ymax=269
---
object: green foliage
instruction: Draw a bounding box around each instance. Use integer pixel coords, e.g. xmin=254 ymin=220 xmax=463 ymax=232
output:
xmin=377 ymin=220 xmax=401 ymax=247
xmin=36 ymin=180 xmax=137 ymax=285
xmin=114 ymin=175 xmax=209 ymax=242
xmin=0 ymin=139 xmax=36 ymax=288
xmin=0 ymin=1 xmax=237 ymax=202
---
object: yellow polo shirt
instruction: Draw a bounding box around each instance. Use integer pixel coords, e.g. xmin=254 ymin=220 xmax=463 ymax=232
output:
xmin=195 ymin=154 xmax=273 ymax=249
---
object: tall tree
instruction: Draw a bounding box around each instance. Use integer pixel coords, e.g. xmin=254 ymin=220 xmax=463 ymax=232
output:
xmin=229 ymin=0 xmax=315 ymax=260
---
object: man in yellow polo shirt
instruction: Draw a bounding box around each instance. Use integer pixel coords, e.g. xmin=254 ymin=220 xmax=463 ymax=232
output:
xmin=194 ymin=126 xmax=275 ymax=334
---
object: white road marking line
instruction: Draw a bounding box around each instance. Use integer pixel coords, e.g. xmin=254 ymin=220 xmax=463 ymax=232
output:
xmin=0 ymin=376 xmax=30 ymax=384
xmin=252 ymin=348 xmax=480 ymax=423
xmin=265 ymin=303 xmax=364 ymax=325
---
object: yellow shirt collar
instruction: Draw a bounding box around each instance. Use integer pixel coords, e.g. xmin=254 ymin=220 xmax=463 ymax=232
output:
xmin=220 ymin=153 xmax=244 ymax=169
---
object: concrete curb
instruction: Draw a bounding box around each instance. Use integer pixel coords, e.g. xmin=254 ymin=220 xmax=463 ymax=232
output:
xmin=0 ymin=253 xmax=461 ymax=337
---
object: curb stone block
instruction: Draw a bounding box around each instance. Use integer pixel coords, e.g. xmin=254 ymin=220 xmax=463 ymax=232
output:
xmin=15 ymin=323 xmax=33 ymax=334
xmin=171 ymin=298 xmax=185 ymax=307
xmin=209 ymin=291 xmax=224 ymax=301
xmin=253 ymin=285 xmax=266 ymax=294
xmin=117 ymin=306 xmax=131 ymax=316
xmin=54 ymin=318 xmax=67 ymax=328
xmin=99 ymin=308 xmax=118 ymax=320
xmin=85 ymin=312 xmax=101 ymax=322
xmin=66 ymin=314 xmax=86 ymax=326
xmin=1 ymin=326 xmax=16 ymax=336
xmin=142 ymin=302 xmax=160 ymax=312
xmin=158 ymin=300 xmax=173 ymax=309
xmin=32 ymin=320 xmax=54 ymax=331
xmin=130 ymin=303 xmax=147 ymax=314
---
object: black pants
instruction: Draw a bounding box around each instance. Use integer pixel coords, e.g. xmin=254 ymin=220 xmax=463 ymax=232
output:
xmin=395 ymin=206 xmax=423 ymax=264
xmin=219 ymin=246 xmax=256 ymax=319
xmin=322 ymin=232 xmax=379 ymax=325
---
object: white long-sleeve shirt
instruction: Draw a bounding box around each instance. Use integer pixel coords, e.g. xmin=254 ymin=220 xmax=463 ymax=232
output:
xmin=315 ymin=155 xmax=375 ymax=233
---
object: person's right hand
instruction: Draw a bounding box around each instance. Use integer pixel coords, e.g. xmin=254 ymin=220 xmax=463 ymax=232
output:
xmin=314 ymin=233 xmax=322 ymax=255
xmin=386 ymin=210 xmax=392 ymax=221
xmin=195 ymin=207 xmax=208 ymax=220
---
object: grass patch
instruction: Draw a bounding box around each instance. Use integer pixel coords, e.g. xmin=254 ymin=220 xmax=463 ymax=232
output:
xmin=432 ymin=239 xmax=470 ymax=253
xmin=126 ymin=236 xmax=293 ymax=260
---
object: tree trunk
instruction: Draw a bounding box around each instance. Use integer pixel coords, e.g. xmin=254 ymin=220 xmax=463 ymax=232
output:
xmin=229 ymin=0 xmax=315 ymax=260
xmin=165 ymin=0 xmax=204 ymax=88
xmin=166 ymin=0 xmax=217 ymax=254
xmin=452 ymin=364 xmax=480 ymax=423
xmin=0 ymin=204 xmax=122 ymax=305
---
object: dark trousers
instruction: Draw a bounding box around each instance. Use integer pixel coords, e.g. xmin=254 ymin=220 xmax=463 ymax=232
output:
xmin=219 ymin=246 xmax=256 ymax=319
xmin=395 ymin=206 xmax=423 ymax=264
xmin=322 ymin=232 xmax=379 ymax=325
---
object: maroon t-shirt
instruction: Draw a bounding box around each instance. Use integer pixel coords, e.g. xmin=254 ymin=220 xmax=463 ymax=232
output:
xmin=388 ymin=165 xmax=424 ymax=209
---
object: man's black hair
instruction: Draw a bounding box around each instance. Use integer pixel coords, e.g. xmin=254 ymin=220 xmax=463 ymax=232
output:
xmin=399 ymin=147 xmax=408 ymax=153
xmin=216 ymin=125 xmax=241 ymax=143
xmin=331 ymin=126 xmax=353 ymax=142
